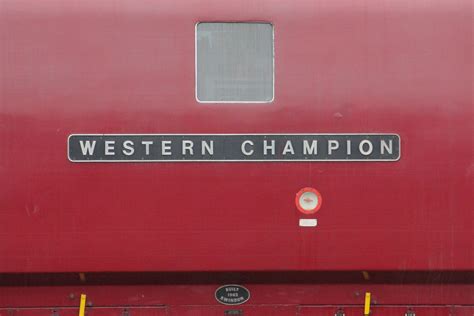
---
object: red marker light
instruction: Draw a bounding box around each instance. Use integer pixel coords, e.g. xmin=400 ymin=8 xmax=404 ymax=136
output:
xmin=295 ymin=187 xmax=322 ymax=214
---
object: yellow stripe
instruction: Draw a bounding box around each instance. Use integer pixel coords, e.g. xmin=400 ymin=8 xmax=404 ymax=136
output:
xmin=78 ymin=294 xmax=86 ymax=316
xmin=364 ymin=292 xmax=371 ymax=315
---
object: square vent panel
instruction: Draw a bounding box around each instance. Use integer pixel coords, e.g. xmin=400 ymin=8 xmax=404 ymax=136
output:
xmin=195 ymin=22 xmax=274 ymax=103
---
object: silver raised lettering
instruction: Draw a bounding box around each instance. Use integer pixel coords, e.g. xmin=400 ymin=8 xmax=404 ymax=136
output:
xmin=122 ymin=140 xmax=134 ymax=156
xmin=282 ymin=140 xmax=295 ymax=155
xmin=162 ymin=140 xmax=172 ymax=156
xmin=263 ymin=140 xmax=275 ymax=155
xmin=105 ymin=141 xmax=115 ymax=156
xmin=359 ymin=140 xmax=373 ymax=156
xmin=182 ymin=140 xmax=194 ymax=155
xmin=79 ymin=140 xmax=96 ymax=156
xmin=241 ymin=140 xmax=254 ymax=156
xmin=381 ymin=139 xmax=393 ymax=155
xmin=141 ymin=141 xmax=153 ymax=155
xmin=303 ymin=140 xmax=317 ymax=155
xmin=328 ymin=140 xmax=339 ymax=155
xmin=202 ymin=140 xmax=214 ymax=155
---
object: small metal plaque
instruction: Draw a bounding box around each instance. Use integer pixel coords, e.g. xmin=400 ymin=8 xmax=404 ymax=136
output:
xmin=68 ymin=134 xmax=400 ymax=162
xmin=299 ymin=218 xmax=318 ymax=227
xmin=215 ymin=285 xmax=250 ymax=305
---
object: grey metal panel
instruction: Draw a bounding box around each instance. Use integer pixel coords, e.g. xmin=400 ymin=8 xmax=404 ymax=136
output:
xmin=196 ymin=23 xmax=274 ymax=102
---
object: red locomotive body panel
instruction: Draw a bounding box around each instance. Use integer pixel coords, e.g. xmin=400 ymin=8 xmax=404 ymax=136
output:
xmin=0 ymin=0 xmax=472 ymax=313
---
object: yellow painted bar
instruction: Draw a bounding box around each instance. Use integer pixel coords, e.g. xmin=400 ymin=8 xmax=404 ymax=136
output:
xmin=364 ymin=292 xmax=371 ymax=315
xmin=78 ymin=294 xmax=86 ymax=316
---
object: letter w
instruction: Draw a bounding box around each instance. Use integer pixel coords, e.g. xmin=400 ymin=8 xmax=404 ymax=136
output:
xmin=79 ymin=140 xmax=96 ymax=155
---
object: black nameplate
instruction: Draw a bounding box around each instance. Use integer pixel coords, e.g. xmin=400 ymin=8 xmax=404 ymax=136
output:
xmin=215 ymin=285 xmax=250 ymax=305
xmin=68 ymin=134 xmax=400 ymax=162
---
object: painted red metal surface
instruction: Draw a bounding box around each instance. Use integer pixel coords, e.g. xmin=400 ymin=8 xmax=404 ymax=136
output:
xmin=0 ymin=0 xmax=472 ymax=277
xmin=0 ymin=284 xmax=473 ymax=315
xmin=2 ymin=283 xmax=473 ymax=306
xmin=1 ymin=306 xmax=472 ymax=316
xmin=2 ymin=306 xmax=472 ymax=316
xmin=0 ymin=307 xmax=168 ymax=316
xmin=298 ymin=306 xmax=457 ymax=316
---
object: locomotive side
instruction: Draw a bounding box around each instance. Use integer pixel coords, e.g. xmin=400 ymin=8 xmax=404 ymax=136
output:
xmin=0 ymin=0 xmax=472 ymax=314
